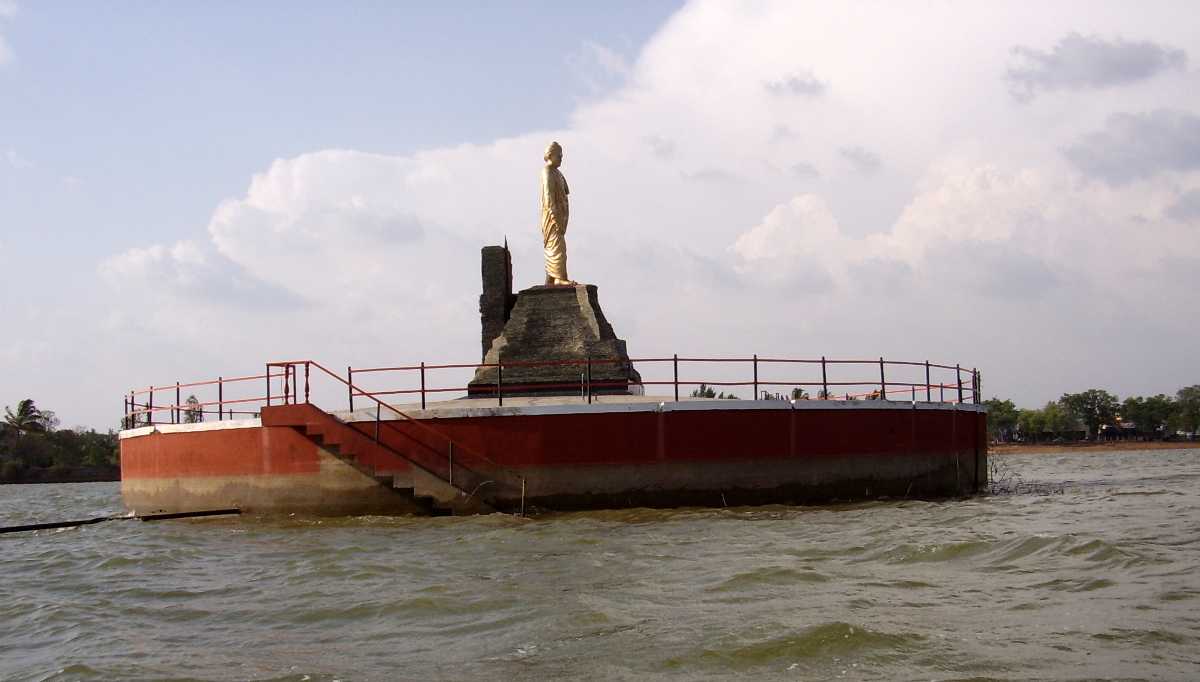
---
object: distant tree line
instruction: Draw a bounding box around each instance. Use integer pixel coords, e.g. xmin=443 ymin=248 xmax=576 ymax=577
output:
xmin=690 ymin=384 xmax=739 ymax=399
xmin=984 ymin=385 xmax=1200 ymax=443
xmin=1 ymin=399 xmax=119 ymax=483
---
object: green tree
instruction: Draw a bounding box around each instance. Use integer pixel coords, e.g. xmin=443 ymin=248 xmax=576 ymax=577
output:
xmin=1171 ymin=385 xmax=1200 ymax=434
xmin=690 ymin=384 xmax=717 ymax=399
xmin=4 ymin=399 xmax=55 ymax=435
xmin=984 ymin=398 xmax=1019 ymax=442
xmin=1043 ymin=401 xmax=1076 ymax=435
xmin=1060 ymin=389 xmax=1119 ymax=440
xmin=1016 ymin=401 xmax=1077 ymax=442
xmin=184 ymin=395 xmax=203 ymax=424
xmin=1121 ymin=394 xmax=1174 ymax=440
xmin=1016 ymin=407 xmax=1045 ymax=442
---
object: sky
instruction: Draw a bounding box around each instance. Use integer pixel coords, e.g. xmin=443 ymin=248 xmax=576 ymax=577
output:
xmin=2 ymin=1 xmax=1199 ymax=429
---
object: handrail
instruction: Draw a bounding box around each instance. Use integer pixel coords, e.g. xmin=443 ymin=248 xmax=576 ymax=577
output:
xmin=268 ymin=360 xmax=526 ymax=497
xmin=122 ymin=354 xmax=982 ymax=429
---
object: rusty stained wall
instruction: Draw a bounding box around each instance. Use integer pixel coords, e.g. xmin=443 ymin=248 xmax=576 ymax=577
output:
xmin=120 ymin=426 xmax=422 ymax=515
xmin=374 ymin=405 xmax=987 ymax=506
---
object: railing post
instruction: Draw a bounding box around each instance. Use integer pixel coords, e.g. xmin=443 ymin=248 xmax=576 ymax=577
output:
xmin=878 ymin=358 xmax=886 ymax=401
xmin=265 ymin=365 xmax=271 ymax=407
xmin=956 ymin=363 xmax=963 ymax=403
xmin=123 ymin=395 xmax=128 ymax=429
xmin=973 ymin=368 xmax=980 ymax=404
xmin=925 ymin=361 xmax=931 ymax=402
xmin=673 ymin=354 xmax=679 ymax=402
xmin=821 ymin=356 xmax=828 ymax=400
xmin=148 ymin=387 xmax=154 ymax=425
xmin=586 ymin=356 xmax=592 ymax=404
xmin=347 ymin=366 xmax=354 ymax=411
xmin=304 ymin=362 xmax=310 ymax=404
xmin=940 ymin=383 xmax=945 ymax=402
xmin=497 ymin=356 xmax=503 ymax=407
xmin=420 ymin=362 xmax=426 ymax=411
xmin=283 ymin=365 xmax=290 ymax=405
xmin=174 ymin=382 xmax=180 ymax=424
xmin=912 ymin=386 xmax=916 ymax=401
xmin=753 ymin=354 xmax=758 ymax=401
xmin=218 ymin=377 xmax=224 ymax=421
xmin=375 ymin=403 xmax=381 ymax=442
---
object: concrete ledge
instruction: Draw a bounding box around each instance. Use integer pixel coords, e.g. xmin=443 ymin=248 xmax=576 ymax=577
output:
xmin=119 ymin=418 xmax=262 ymax=439
xmin=333 ymin=396 xmax=986 ymax=423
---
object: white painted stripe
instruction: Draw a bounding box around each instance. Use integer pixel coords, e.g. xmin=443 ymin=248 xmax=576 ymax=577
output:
xmin=333 ymin=398 xmax=985 ymax=423
xmin=119 ymin=418 xmax=262 ymax=439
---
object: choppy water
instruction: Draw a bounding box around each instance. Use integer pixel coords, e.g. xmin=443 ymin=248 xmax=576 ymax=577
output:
xmin=2 ymin=449 xmax=1199 ymax=681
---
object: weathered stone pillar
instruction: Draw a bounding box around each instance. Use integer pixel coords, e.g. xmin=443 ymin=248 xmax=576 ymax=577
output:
xmin=479 ymin=245 xmax=516 ymax=361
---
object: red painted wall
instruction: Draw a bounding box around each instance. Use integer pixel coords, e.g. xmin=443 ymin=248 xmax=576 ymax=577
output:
xmin=121 ymin=426 xmax=321 ymax=479
xmin=122 ymin=407 xmax=984 ymax=484
xmin=368 ymin=406 xmax=985 ymax=470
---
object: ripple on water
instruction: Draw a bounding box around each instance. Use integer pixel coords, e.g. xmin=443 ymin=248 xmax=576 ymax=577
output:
xmin=662 ymin=622 xmax=926 ymax=671
xmin=1157 ymin=589 xmax=1199 ymax=602
xmin=709 ymin=566 xmax=830 ymax=592
xmin=1029 ymin=577 xmax=1119 ymax=592
xmin=864 ymin=539 xmax=993 ymax=564
xmin=1093 ymin=628 xmax=1193 ymax=646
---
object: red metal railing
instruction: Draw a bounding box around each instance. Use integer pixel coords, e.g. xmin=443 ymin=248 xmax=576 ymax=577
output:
xmin=124 ymin=370 xmax=289 ymax=427
xmin=125 ymin=355 xmax=981 ymax=428
xmin=349 ymin=355 xmax=980 ymax=409
xmin=265 ymin=360 xmax=527 ymax=507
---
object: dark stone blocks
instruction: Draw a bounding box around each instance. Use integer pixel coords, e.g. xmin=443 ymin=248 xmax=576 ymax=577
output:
xmin=469 ymin=284 xmax=641 ymax=397
xmin=479 ymin=245 xmax=516 ymax=360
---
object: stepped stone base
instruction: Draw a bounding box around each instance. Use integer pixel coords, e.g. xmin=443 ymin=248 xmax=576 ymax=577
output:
xmin=468 ymin=284 xmax=641 ymax=397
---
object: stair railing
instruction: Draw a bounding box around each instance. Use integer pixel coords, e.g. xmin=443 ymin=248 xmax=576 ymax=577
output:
xmin=267 ymin=360 xmax=527 ymax=513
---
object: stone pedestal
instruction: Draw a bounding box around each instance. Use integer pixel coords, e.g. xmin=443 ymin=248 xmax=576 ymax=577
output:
xmin=468 ymin=284 xmax=641 ymax=397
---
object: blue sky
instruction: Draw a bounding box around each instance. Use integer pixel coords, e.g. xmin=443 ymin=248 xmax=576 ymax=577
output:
xmin=2 ymin=1 xmax=677 ymax=268
xmin=3 ymin=1 xmax=1199 ymax=429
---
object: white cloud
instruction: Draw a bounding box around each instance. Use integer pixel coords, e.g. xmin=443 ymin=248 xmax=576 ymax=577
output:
xmin=5 ymin=148 xmax=32 ymax=169
xmin=1007 ymin=33 xmax=1187 ymax=101
xmin=839 ymin=146 xmax=881 ymax=174
xmin=95 ymin=0 xmax=1200 ymax=415
xmin=0 ymin=1 xmax=16 ymax=66
xmin=765 ymin=71 xmax=826 ymax=97
xmin=567 ymin=41 xmax=631 ymax=96
xmin=732 ymin=194 xmax=841 ymax=290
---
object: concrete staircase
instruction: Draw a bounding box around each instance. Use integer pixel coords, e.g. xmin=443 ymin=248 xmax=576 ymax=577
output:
xmin=261 ymin=403 xmax=497 ymax=515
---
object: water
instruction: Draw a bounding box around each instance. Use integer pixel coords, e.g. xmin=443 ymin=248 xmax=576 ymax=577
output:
xmin=2 ymin=449 xmax=1198 ymax=681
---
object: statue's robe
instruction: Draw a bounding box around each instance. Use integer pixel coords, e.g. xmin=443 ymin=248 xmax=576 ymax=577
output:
xmin=540 ymin=165 xmax=570 ymax=281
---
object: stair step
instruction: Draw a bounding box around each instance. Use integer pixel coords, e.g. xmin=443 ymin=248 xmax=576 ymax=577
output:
xmin=266 ymin=403 xmax=503 ymax=515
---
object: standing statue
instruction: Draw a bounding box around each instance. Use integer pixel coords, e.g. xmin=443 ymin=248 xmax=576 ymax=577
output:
xmin=540 ymin=141 xmax=576 ymax=286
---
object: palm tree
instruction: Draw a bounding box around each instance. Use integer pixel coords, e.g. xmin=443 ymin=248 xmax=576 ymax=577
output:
xmin=4 ymin=399 xmax=49 ymax=435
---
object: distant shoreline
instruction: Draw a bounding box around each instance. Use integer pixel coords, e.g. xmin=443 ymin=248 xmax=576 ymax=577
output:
xmin=991 ymin=441 xmax=1200 ymax=455
xmin=0 ymin=466 xmax=120 ymax=485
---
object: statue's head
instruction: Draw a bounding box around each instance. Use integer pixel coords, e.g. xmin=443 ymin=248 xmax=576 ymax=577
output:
xmin=544 ymin=141 xmax=563 ymax=167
